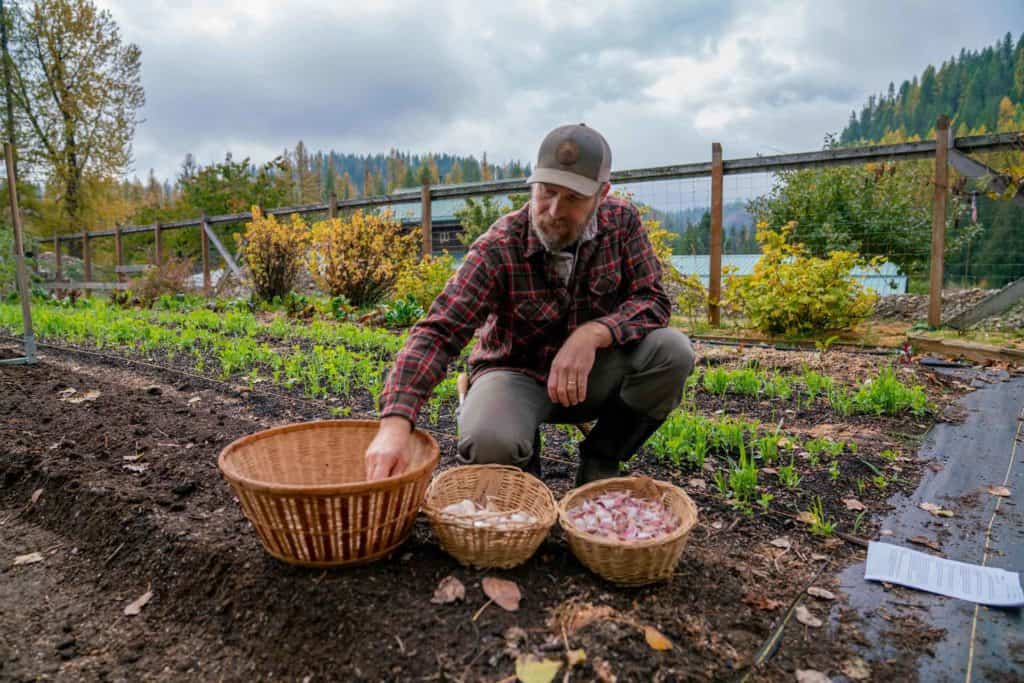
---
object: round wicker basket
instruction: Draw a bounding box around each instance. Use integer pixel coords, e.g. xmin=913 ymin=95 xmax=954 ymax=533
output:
xmin=218 ymin=419 xmax=439 ymax=567
xmin=423 ymin=465 xmax=558 ymax=569
xmin=558 ymin=476 xmax=698 ymax=586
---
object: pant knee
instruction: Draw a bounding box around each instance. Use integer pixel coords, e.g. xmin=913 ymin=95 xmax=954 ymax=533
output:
xmin=646 ymin=328 xmax=695 ymax=381
xmin=457 ymin=427 xmax=534 ymax=467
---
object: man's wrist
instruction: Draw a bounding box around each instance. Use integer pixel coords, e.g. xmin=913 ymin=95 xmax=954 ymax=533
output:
xmin=379 ymin=415 xmax=414 ymax=434
xmin=579 ymin=321 xmax=613 ymax=349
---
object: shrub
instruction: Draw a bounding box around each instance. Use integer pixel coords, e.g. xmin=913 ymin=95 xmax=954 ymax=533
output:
xmin=235 ymin=207 xmax=310 ymax=302
xmin=308 ymin=209 xmax=419 ymax=306
xmin=724 ymin=221 xmax=878 ymax=336
xmin=383 ymin=296 xmax=425 ymax=327
xmin=133 ymin=257 xmax=195 ymax=306
xmin=853 ymin=366 xmax=929 ymax=415
xmin=454 ymin=196 xmax=510 ymax=247
xmin=675 ymin=273 xmax=707 ymax=322
xmin=392 ymin=252 xmax=456 ymax=310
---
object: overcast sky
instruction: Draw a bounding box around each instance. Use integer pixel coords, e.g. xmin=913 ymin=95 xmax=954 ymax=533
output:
xmin=96 ymin=1 xmax=1023 ymax=183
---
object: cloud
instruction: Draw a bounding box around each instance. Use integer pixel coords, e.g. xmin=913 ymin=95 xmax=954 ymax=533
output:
xmin=95 ymin=0 xmax=1024 ymax=182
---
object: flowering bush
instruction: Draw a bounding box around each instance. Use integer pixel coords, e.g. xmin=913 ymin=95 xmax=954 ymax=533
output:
xmin=392 ymin=252 xmax=456 ymax=310
xmin=308 ymin=210 xmax=419 ymax=306
xmin=235 ymin=207 xmax=310 ymax=301
xmin=724 ymin=221 xmax=879 ymax=336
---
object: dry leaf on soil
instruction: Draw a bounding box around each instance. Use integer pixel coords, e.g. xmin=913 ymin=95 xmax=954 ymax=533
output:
xmin=908 ymin=536 xmax=941 ymax=552
xmin=482 ymin=577 xmax=521 ymax=612
xmin=430 ymin=575 xmax=465 ymax=604
xmin=842 ymin=657 xmax=872 ymax=680
xmin=593 ymin=658 xmax=617 ymax=683
xmin=687 ymin=478 xmax=707 ymax=491
xmin=13 ymin=552 xmax=43 ymax=566
xmin=794 ymin=605 xmax=823 ymax=628
xmin=919 ymin=502 xmax=955 ymax=517
xmin=741 ymin=592 xmax=783 ymax=611
xmin=514 ymin=655 xmax=561 ymax=683
xmin=795 ymin=670 xmax=831 ymax=683
xmin=124 ymin=585 xmax=153 ymax=616
xmin=986 ymin=485 xmax=1011 ymax=497
xmin=30 ymin=488 xmax=43 ymax=505
xmin=643 ymin=626 xmax=673 ymax=650
xmin=796 ymin=511 xmax=817 ymax=525
xmin=807 ymin=587 xmax=836 ymax=601
xmin=550 ymin=601 xmax=617 ymax=634
xmin=842 ymin=498 xmax=866 ymax=511
xmin=769 ymin=537 xmax=792 ymax=550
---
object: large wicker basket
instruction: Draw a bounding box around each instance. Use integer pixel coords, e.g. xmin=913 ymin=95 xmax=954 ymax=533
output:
xmin=558 ymin=476 xmax=698 ymax=586
xmin=423 ymin=465 xmax=558 ymax=569
xmin=218 ymin=419 xmax=439 ymax=567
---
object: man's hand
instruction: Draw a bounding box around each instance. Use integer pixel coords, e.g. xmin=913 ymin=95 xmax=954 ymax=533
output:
xmin=548 ymin=322 xmax=612 ymax=406
xmin=365 ymin=416 xmax=414 ymax=481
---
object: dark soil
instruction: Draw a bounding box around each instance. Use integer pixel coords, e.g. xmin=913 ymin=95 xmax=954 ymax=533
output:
xmin=0 ymin=343 xmax=962 ymax=682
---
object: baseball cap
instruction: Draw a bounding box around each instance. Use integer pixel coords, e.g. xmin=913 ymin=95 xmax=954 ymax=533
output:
xmin=527 ymin=123 xmax=611 ymax=197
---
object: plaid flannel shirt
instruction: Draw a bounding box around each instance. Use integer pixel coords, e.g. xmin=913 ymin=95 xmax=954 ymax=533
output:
xmin=378 ymin=195 xmax=671 ymax=423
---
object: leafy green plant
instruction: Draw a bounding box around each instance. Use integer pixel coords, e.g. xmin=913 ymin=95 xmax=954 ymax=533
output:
xmin=754 ymin=433 xmax=782 ymax=464
xmin=853 ymin=511 xmax=867 ymax=535
xmin=806 ymin=496 xmax=836 ymax=536
xmin=383 ymin=296 xmax=425 ymax=327
xmin=392 ymin=252 xmax=456 ymax=310
xmin=853 ymin=366 xmax=929 ymax=416
xmin=723 ymin=222 xmax=879 ymax=336
xmin=727 ymin=449 xmax=758 ymax=504
xmin=828 ymin=460 xmax=841 ymax=482
xmin=827 ymin=385 xmax=855 ymax=416
xmin=801 ymin=368 xmax=834 ymax=398
xmin=727 ymin=368 xmax=761 ymax=395
xmin=702 ymin=367 xmax=729 ymax=396
xmin=762 ymin=372 xmax=793 ymax=400
xmin=855 ymin=477 xmax=867 ymax=496
xmin=778 ymin=459 xmax=802 ymax=488
xmin=757 ymin=492 xmax=774 ymax=512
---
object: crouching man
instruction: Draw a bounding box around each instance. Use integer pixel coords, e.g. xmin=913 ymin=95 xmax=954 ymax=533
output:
xmin=366 ymin=123 xmax=694 ymax=485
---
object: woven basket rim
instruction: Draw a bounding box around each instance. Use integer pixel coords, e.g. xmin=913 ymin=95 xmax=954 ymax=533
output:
xmin=557 ymin=476 xmax=698 ymax=549
xmin=217 ymin=419 xmax=439 ymax=495
xmin=423 ymin=464 xmax=558 ymax=529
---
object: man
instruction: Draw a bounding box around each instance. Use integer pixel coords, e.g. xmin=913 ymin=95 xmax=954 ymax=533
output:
xmin=366 ymin=123 xmax=694 ymax=484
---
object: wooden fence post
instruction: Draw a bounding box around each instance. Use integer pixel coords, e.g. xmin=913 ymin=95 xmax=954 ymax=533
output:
xmin=421 ymin=182 xmax=432 ymax=258
xmin=928 ymin=116 xmax=950 ymax=327
xmin=153 ymin=219 xmax=162 ymax=266
xmin=329 ymin=191 xmax=338 ymax=219
xmin=82 ymin=229 xmax=91 ymax=296
xmin=709 ymin=142 xmax=723 ymax=326
xmin=54 ymin=235 xmax=62 ymax=280
xmin=200 ymin=212 xmax=210 ymax=296
xmin=114 ymin=224 xmax=124 ymax=284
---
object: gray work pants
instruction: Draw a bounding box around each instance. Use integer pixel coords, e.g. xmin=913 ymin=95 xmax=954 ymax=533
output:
xmin=456 ymin=327 xmax=695 ymax=468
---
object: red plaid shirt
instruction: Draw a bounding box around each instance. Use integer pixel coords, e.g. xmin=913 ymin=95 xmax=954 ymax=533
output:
xmin=379 ymin=195 xmax=671 ymax=423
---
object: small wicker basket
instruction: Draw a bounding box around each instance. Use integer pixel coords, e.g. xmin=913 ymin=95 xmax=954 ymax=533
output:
xmin=558 ymin=476 xmax=698 ymax=586
xmin=423 ymin=465 xmax=558 ymax=569
xmin=218 ymin=419 xmax=439 ymax=568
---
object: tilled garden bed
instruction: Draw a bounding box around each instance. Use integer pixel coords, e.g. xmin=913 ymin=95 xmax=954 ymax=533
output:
xmin=0 ymin=342 xmax=970 ymax=682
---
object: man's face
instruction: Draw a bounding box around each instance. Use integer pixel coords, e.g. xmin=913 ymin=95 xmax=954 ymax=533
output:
xmin=529 ymin=182 xmax=603 ymax=251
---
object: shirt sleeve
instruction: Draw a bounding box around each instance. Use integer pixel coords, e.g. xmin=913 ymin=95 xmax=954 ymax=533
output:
xmin=378 ymin=240 xmax=502 ymax=423
xmin=592 ymin=206 xmax=672 ymax=345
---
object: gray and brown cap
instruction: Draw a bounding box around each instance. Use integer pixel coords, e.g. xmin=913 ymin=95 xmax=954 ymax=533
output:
xmin=527 ymin=123 xmax=611 ymax=197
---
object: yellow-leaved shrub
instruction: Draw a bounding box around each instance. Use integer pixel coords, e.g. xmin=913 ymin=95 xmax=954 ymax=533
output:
xmin=724 ymin=221 xmax=879 ymax=336
xmin=308 ymin=209 xmax=419 ymax=306
xmin=235 ymin=207 xmax=311 ymax=301
xmin=392 ymin=252 xmax=457 ymax=310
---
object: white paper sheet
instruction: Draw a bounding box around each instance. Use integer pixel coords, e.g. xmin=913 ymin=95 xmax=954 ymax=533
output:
xmin=865 ymin=541 xmax=1024 ymax=607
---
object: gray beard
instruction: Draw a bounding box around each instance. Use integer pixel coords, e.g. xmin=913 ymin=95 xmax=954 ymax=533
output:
xmin=529 ymin=200 xmax=599 ymax=252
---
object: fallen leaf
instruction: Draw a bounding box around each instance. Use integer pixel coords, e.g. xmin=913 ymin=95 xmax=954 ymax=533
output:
xmin=122 ymin=463 xmax=148 ymax=474
xmin=842 ymin=657 xmax=871 ymax=680
xmin=794 ymin=605 xmax=823 ymax=628
xmin=643 ymin=626 xmax=673 ymax=650
xmin=986 ymin=485 xmax=1011 ymax=497
xmin=430 ymin=575 xmax=465 ymax=605
xmin=760 ymin=466 xmax=778 ymax=475
xmin=124 ymin=585 xmax=153 ymax=616
xmin=566 ymin=649 xmax=586 ymax=668
xmin=796 ymin=511 xmax=817 ymax=525
xmin=842 ymin=498 xmax=866 ymax=511
xmin=593 ymin=658 xmax=616 ymax=683
xmin=482 ymin=577 xmax=521 ymax=612
xmin=908 ymin=536 xmax=941 ymax=552
xmin=795 ymin=670 xmax=831 ymax=683
xmin=57 ymin=388 xmax=76 ymax=399
xmin=13 ymin=552 xmax=43 ymax=566
xmin=769 ymin=537 xmax=791 ymax=550
xmin=550 ymin=601 xmax=617 ymax=634
xmin=66 ymin=389 xmax=101 ymax=404
xmin=122 ymin=453 xmax=145 ymax=462
xmin=687 ymin=478 xmax=706 ymax=491
xmin=919 ymin=502 xmax=954 ymax=517
xmin=514 ymin=655 xmax=561 ymax=683
xmin=187 ymin=396 xmax=202 ymax=405
xmin=811 ymin=553 xmax=829 ymax=561
xmin=741 ymin=592 xmax=783 ymax=611
xmin=807 ymin=587 xmax=836 ymax=601
xmin=30 ymin=489 xmax=42 ymax=505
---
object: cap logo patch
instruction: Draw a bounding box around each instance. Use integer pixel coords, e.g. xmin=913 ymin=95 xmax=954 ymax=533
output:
xmin=556 ymin=140 xmax=579 ymax=166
